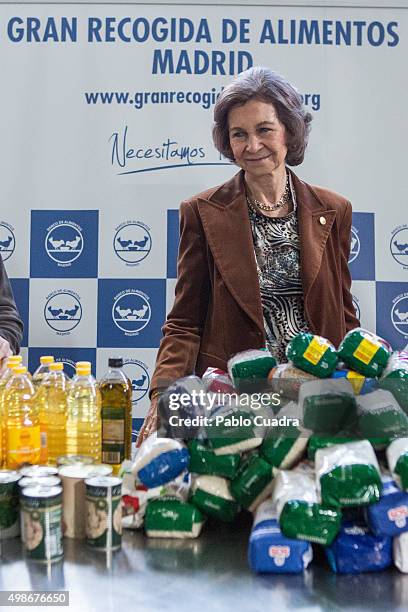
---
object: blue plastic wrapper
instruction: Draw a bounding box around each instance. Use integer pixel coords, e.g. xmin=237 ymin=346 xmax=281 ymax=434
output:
xmin=138 ymin=448 xmax=190 ymax=488
xmin=248 ymin=501 xmax=313 ymax=574
xmin=325 ymin=522 xmax=392 ymax=574
xmin=366 ymin=477 xmax=408 ymax=536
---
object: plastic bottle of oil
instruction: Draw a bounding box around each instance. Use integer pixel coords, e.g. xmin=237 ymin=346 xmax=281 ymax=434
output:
xmin=99 ymin=357 xmax=132 ymax=474
xmin=32 ymin=355 xmax=54 ymax=389
xmin=0 ymin=356 xmax=23 ymax=468
xmin=36 ymin=362 xmax=69 ymax=465
xmin=66 ymin=362 xmax=101 ymax=462
xmin=5 ymin=365 xmax=40 ymax=469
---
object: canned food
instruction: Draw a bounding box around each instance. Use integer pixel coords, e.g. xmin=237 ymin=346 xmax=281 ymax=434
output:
xmin=0 ymin=470 xmax=20 ymax=539
xmin=56 ymin=455 xmax=96 ymax=467
xmin=19 ymin=466 xmax=58 ymax=478
xmin=85 ymin=476 xmax=122 ymax=551
xmin=20 ymin=486 xmax=63 ymax=563
xmin=59 ymin=464 xmax=113 ymax=539
xmin=19 ymin=476 xmax=61 ymax=489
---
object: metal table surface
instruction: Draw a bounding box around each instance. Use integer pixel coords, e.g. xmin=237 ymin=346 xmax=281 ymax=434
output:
xmin=1 ymin=514 xmax=408 ymax=612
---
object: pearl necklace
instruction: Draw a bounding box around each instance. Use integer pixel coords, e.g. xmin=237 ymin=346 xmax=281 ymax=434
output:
xmin=247 ymin=173 xmax=290 ymax=212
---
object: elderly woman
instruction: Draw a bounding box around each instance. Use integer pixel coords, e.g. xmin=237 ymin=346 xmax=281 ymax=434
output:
xmin=138 ymin=66 xmax=359 ymax=444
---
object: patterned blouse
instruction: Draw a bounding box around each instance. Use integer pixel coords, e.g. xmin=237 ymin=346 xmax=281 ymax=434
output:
xmin=247 ymin=174 xmax=310 ymax=363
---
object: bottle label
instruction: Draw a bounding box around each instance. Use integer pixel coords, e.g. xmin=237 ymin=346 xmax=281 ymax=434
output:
xmin=40 ymin=425 xmax=48 ymax=464
xmin=303 ymin=338 xmax=328 ymax=365
xmin=7 ymin=426 xmax=41 ymax=465
xmin=102 ymin=407 xmax=125 ymax=464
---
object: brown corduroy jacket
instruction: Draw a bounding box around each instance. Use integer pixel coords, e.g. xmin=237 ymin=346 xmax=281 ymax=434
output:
xmin=150 ymin=169 xmax=360 ymax=394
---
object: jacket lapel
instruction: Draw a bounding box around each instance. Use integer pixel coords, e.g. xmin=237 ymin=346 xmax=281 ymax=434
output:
xmin=197 ymin=169 xmax=337 ymax=335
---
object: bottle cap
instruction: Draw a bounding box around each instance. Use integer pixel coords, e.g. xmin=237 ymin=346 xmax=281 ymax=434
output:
xmin=49 ymin=362 xmax=64 ymax=371
xmin=7 ymin=355 xmax=22 ymax=363
xmin=76 ymin=361 xmax=91 ymax=375
xmin=40 ymin=356 xmax=54 ymax=365
xmin=13 ymin=366 xmax=27 ymax=375
xmin=108 ymin=357 xmax=123 ymax=368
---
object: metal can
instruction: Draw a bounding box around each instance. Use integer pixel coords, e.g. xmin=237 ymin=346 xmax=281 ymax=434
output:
xmin=85 ymin=476 xmax=122 ymax=551
xmin=0 ymin=470 xmax=21 ymax=539
xmin=19 ymin=466 xmax=58 ymax=478
xmin=20 ymin=485 xmax=63 ymax=563
xmin=56 ymin=455 xmax=96 ymax=467
xmin=19 ymin=476 xmax=61 ymax=489
xmin=59 ymin=464 xmax=113 ymax=539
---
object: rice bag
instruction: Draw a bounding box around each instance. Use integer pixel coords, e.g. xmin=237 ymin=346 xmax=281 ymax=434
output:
xmin=365 ymin=475 xmax=408 ymax=536
xmin=202 ymin=367 xmax=236 ymax=394
xmin=325 ymin=522 xmax=392 ymax=574
xmin=145 ymin=498 xmax=205 ymax=539
xmin=331 ymin=369 xmax=377 ymax=395
xmin=286 ymin=333 xmax=338 ymax=378
xmin=190 ymin=475 xmax=239 ymax=522
xmin=386 ymin=438 xmax=408 ymax=490
xmin=272 ymin=470 xmax=341 ymax=545
xmin=267 ymin=363 xmax=318 ymax=401
xmin=357 ymin=389 xmax=408 ymax=440
xmin=187 ymin=440 xmax=241 ymax=479
xmin=379 ymin=352 xmax=408 ymax=412
xmin=230 ymin=454 xmax=276 ymax=512
xmin=205 ymin=400 xmax=262 ymax=455
xmin=228 ymin=349 xmax=277 ymax=393
xmin=393 ymin=532 xmax=408 ymax=573
xmin=248 ymin=500 xmax=313 ymax=574
xmin=299 ymin=378 xmax=357 ymax=434
xmin=157 ymin=376 xmax=208 ymax=439
xmin=316 ymin=440 xmax=382 ymax=507
xmin=260 ymin=401 xmax=310 ymax=469
xmin=132 ymin=437 xmax=189 ymax=488
xmin=337 ymin=328 xmax=391 ymax=378
xmin=307 ymin=435 xmax=356 ymax=461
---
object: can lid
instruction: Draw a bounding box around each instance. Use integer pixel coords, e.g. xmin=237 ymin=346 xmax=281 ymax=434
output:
xmin=19 ymin=476 xmax=61 ymax=488
xmin=19 ymin=465 xmax=59 ymax=477
xmin=85 ymin=476 xmax=122 ymax=488
xmin=40 ymin=356 xmax=54 ymax=365
xmin=108 ymin=357 xmax=123 ymax=368
xmin=59 ymin=463 xmax=113 ymax=479
xmin=0 ymin=469 xmax=21 ymax=484
xmin=56 ymin=454 xmax=95 ymax=467
xmin=21 ymin=485 xmax=62 ymax=498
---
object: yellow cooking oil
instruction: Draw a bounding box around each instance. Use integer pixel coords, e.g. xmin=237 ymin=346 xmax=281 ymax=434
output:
xmin=0 ymin=356 xmax=23 ymax=468
xmin=66 ymin=361 xmax=101 ymax=461
xmin=32 ymin=355 xmax=54 ymax=389
xmin=99 ymin=357 xmax=132 ymax=474
xmin=36 ymin=362 xmax=69 ymax=465
xmin=5 ymin=365 xmax=40 ymax=469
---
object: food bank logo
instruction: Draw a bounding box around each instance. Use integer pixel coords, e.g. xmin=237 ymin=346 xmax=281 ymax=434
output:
xmin=349 ymin=227 xmax=360 ymax=264
xmin=113 ymin=222 xmax=152 ymax=265
xmin=44 ymin=290 xmax=82 ymax=334
xmin=391 ymin=293 xmax=408 ymax=338
xmin=122 ymin=359 xmax=150 ymax=403
xmin=45 ymin=221 xmax=84 ymax=266
xmin=390 ymin=226 xmax=408 ymax=269
xmin=0 ymin=222 xmax=16 ymax=261
xmin=112 ymin=289 xmax=151 ymax=335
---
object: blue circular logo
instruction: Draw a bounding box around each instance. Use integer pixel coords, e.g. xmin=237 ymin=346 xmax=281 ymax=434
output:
xmin=122 ymin=360 xmax=150 ymax=404
xmin=391 ymin=293 xmax=408 ymax=338
xmin=352 ymin=295 xmax=361 ymax=321
xmin=390 ymin=227 xmax=408 ymax=268
xmin=112 ymin=290 xmax=151 ymax=335
xmin=349 ymin=227 xmax=360 ymax=263
xmin=0 ymin=223 xmax=16 ymax=261
xmin=44 ymin=291 xmax=82 ymax=333
xmin=113 ymin=222 xmax=152 ymax=265
xmin=45 ymin=222 xmax=83 ymax=264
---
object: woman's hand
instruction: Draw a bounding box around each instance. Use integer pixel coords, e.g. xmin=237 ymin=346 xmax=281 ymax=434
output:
xmin=136 ymin=396 xmax=159 ymax=447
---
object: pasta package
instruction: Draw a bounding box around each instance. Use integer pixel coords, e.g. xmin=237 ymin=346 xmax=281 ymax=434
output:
xmin=337 ymin=328 xmax=391 ymax=378
xmin=260 ymin=401 xmax=310 ymax=469
xmin=145 ymin=499 xmax=204 ymax=539
xmin=205 ymin=401 xmax=262 ymax=456
xmin=357 ymin=389 xmax=408 ymax=440
xmin=387 ymin=438 xmax=408 ymax=490
xmin=299 ymin=379 xmax=357 ymax=434
xmin=248 ymin=500 xmax=313 ymax=574
xmin=132 ymin=437 xmax=189 ymax=488
xmin=190 ymin=475 xmax=239 ymax=523
xmin=230 ymin=454 xmax=276 ymax=512
xmin=307 ymin=435 xmax=356 ymax=461
xmin=228 ymin=349 xmax=277 ymax=393
xmin=286 ymin=333 xmax=338 ymax=378
xmin=325 ymin=522 xmax=392 ymax=574
xmin=316 ymin=440 xmax=382 ymax=507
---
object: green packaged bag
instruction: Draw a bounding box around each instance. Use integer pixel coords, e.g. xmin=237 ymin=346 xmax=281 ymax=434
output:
xmin=337 ymin=328 xmax=391 ymax=378
xmin=299 ymin=379 xmax=357 ymax=434
xmin=387 ymin=438 xmax=408 ymax=490
xmin=272 ymin=469 xmax=341 ymax=546
xmin=260 ymin=401 xmax=309 ymax=469
xmin=190 ymin=475 xmax=239 ymax=522
xmin=206 ymin=403 xmax=262 ymax=455
xmin=188 ymin=440 xmax=241 ymax=479
xmin=228 ymin=349 xmax=277 ymax=393
xmin=316 ymin=440 xmax=382 ymax=507
xmin=145 ymin=498 xmax=205 ymax=538
xmin=357 ymin=389 xmax=408 ymax=439
xmin=286 ymin=333 xmax=338 ymax=378
xmin=307 ymin=435 xmax=356 ymax=461
xmin=379 ymin=352 xmax=408 ymax=413
xmin=230 ymin=454 xmax=275 ymax=511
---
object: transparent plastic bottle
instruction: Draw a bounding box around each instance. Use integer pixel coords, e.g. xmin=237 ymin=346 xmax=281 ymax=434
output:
xmin=37 ymin=362 xmax=69 ymax=465
xmin=32 ymin=355 xmax=54 ymax=389
xmin=99 ymin=357 xmax=132 ymax=474
xmin=5 ymin=365 xmax=40 ymax=469
xmin=66 ymin=362 xmax=101 ymax=461
xmin=0 ymin=356 xmax=23 ymax=468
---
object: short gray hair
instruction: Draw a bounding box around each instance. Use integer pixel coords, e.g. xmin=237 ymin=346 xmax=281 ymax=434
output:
xmin=213 ymin=67 xmax=312 ymax=166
